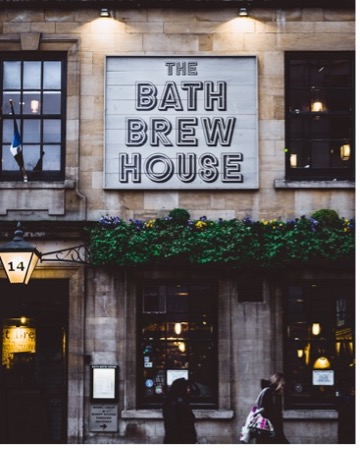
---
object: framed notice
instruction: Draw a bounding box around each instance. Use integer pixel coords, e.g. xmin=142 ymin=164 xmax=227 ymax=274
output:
xmin=312 ymin=370 xmax=335 ymax=386
xmin=91 ymin=365 xmax=118 ymax=402
xmin=105 ymin=56 xmax=258 ymax=190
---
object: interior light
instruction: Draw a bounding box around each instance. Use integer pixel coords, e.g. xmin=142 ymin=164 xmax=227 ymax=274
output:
xmin=311 ymin=101 xmax=324 ymax=112
xmin=100 ymin=8 xmax=111 ymax=18
xmin=313 ymin=356 xmax=331 ymax=369
xmin=290 ymin=154 xmax=297 ymax=168
xmin=174 ymin=323 xmax=182 ymax=335
xmin=340 ymin=144 xmax=351 ymax=161
xmin=239 ymin=7 xmax=248 ymax=17
xmin=30 ymin=100 xmax=39 ymax=113
xmin=312 ymin=323 xmax=321 ymax=336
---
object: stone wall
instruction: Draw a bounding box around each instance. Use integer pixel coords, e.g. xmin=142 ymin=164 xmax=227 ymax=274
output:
xmin=0 ymin=6 xmax=355 ymax=223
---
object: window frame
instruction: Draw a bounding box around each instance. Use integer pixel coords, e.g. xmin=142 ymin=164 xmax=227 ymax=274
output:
xmin=283 ymin=279 xmax=355 ymax=409
xmin=285 ymin=51 xmax=355 ymax=181
xmin=0 ymin=51 xmax=67 ymax=182
xmin=136 ymin=281 xmax=219 ymax=409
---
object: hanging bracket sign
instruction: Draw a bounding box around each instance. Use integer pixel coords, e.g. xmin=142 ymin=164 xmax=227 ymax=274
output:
xmin=104 ymin=56 xmax=258 ymax=190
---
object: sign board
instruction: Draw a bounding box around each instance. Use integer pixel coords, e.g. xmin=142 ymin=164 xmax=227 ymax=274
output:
xmin=91 ymin=365 xmax=118 ymax=401
xmin=312 ymin=370 xmax=335 ymax=386
xmin=2 ymin=326 xmax=36 ymax=369
xmin=90 ymin=404 xmax=118 ymax=432
xmin=105 ymin=56 xmax=258 ymax=189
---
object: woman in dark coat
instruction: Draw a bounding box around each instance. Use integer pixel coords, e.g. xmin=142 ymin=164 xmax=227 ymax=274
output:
xmin=162 ymin=377 xmax=197 ymax=444
xmin=256 ymin=372 xmax=289 ymax=444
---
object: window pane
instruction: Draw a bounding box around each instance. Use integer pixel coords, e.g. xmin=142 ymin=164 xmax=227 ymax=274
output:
xmin=24 ymin=61 xmax=41 ymax=89
xmin=24 ymin=144 xmax=42 ymax=170
xmin=1 ymin=55 xmax=65 ymax=181
xmin=2 ymin=145 xmax=18 ymax=170
xmin=139 ymin=283 xmax=217 ymax=408
xmin=4 ymin=61 xmax=21 ymax=89
xmin=285 ymin=281 xmax=355 ymax=408
xmin=311 ymin=142 xmax=330 ymax=168
xmin=43 ymin=145 xmax=61 ymax=171
xmin=23 ymin=119 xmax=41 ymax=142
xmin=23 ymin=92 xmax=41 ymax=115
xmin=43 ymin=92 xmax=61 ymax=114
xmin=44 ymin=61 xmax=62 ymax=89
xmin=3 ymin=93 xmax=21 ymax=115
xmin=43 ymin=120 xmax=61 ymax=143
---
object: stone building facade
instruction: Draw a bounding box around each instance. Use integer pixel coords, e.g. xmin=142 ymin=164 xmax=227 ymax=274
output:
xmin=0 ymin=0 xmax=355 ymax=444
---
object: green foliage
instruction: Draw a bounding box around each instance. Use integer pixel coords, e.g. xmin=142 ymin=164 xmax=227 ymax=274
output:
xmin=88 ymin=210 xmax=355 ymax=270
xmin=311 ymin=209 xmax=341 ymax=227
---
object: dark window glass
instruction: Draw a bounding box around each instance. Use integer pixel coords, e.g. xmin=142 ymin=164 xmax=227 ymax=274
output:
xmin=0 ymin=52 xmax=66 ymax=181
xmin=285 ymin=52 xmax=355 ymax=181
xmin=284 ymin=280 xmax=355 ymax=409
xmin=138 ymin=283 xmax=218 ymax=409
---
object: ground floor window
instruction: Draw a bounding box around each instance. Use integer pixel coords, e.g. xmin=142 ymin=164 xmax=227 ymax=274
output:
xmin=285 ymin=279 xmax=355 ymax=408
xmin=137 ymin=283 xmax=218 ymax=408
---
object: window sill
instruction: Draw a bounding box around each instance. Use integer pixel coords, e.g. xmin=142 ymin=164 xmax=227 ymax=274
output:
xmin=283 ymin=409 xmax=338 ymax=420
xmin=0 ymin=180 xmax=75 ymax=189
xmin=274 ymin=179 xmax=355 ymax=189
xmin=121 ymin=409 xmax=234 ymax=420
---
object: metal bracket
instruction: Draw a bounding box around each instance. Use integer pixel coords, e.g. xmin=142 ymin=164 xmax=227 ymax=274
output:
xmin=40 ymin=245 xmax=91 ymax=264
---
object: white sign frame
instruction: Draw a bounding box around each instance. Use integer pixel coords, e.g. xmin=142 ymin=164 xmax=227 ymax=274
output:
xmin=104 ymin=56 xmax=258 ymax=190
xmin=91 ymin=365 xmax=118 ymax=401
xmin=312 ymin=370 xmax=335 ymax=386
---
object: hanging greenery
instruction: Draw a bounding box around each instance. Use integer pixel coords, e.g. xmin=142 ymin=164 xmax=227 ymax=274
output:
xmin=88 ymin=208 xmax=355 ymax=270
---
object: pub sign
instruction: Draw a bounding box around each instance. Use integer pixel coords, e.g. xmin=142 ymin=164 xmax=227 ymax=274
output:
xmin=104 ymin=56 xmax=258 ymax=189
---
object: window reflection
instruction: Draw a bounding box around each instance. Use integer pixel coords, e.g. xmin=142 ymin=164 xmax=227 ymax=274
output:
xmin=0 ymin=54 xmax=66 ymax=181
xmin=285 ymin=281 xmax=355 ymax=408
xmin=139 ymin=284 xmax=218 ymax=408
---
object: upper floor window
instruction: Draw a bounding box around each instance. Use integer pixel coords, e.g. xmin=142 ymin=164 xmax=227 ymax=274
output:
xmin=285 ymin=52 xmax=355 ymax=181
xmin=138 ymin=283 xmax=218 ymax=409
xmin=0 ymin=52 xmax=66 ymax=182
xmin=284 ymin=280 xmax=355 ymax=409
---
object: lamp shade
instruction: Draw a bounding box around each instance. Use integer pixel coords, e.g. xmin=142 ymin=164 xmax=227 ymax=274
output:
xmin=0 ymin=224 xmax=41 ymax=284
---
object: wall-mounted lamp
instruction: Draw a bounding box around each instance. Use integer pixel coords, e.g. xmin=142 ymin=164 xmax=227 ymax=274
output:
xmin=340 ymin=144 xmax=351 ymax=161
xmin=100 ymin=8 xmax=111 ymax=18
xmin=0 ymin=223 xmax=90 ymax=284
xmin=239 ymin=7 xmax=249 ymax=17
xmin=0 ymin=223 xmax=41 ymax=284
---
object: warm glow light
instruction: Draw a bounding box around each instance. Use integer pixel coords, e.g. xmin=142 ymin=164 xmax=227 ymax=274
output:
xmin=311 ymin=101 xmax=324 ymax=112
xmin=290 ymin=154 xmax=297 ymax=168
xmin=100 ymin=8 xmax=111 ymax=17
xmin=340 ymin=144 xmax=351 ymax=161
xmin=0 ymin=224 xmax=41 ymax=284
xmin=313 ymin=356 xmax=331 ymax=369
xmin=312 ymin=323 xmax=321 ymax=336
xmin=174 ymin=323 xmax=182 ymax=335
xmin=239 ymin=7 xmax=248 ymax=17
xmin=30 ymin=100 xmax=39 ymax=113
xmin=178 ymin=342 xmax=186 ymax=353
xmin=20 ymin=316 xmax=26 ymax=324
xmin=297 ymin=349 xmax=304 ymax=358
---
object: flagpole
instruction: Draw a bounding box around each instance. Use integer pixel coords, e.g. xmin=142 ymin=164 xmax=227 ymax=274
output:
xmin=9 ymin=99 xmax=28 ymax=182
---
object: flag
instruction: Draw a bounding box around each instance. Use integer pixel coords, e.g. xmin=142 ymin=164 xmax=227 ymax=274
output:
xmin=9 ymin=99 xmax=27 ymax=182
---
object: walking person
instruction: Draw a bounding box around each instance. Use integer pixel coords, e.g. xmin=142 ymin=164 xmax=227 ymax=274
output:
xmin=162 ymin=377 xmax=197 ymax=444
xmin=256 ymin=372 xmax=289 ymax=444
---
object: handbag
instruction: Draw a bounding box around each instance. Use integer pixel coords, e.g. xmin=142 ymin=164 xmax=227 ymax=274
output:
xmin=239 ymin=387 xmax=275 ymax=443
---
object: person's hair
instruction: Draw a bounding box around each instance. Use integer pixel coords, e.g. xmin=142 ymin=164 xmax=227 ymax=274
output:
xmin=270 ymin=372 xmax=285 ymax=391
xmin=168 ymin=377 xmax=189 ymax=398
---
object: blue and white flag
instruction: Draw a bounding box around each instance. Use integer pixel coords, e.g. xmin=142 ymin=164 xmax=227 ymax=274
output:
xmin=9 ymin=99 xmax=27 ymax=181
